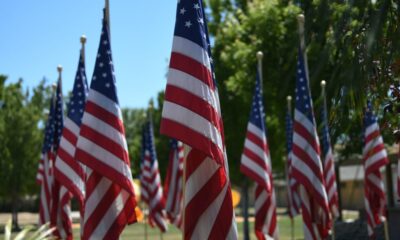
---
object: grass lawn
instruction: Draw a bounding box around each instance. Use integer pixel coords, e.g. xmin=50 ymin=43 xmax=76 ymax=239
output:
xmin=73 ymin=215 xmax=305 ymax=240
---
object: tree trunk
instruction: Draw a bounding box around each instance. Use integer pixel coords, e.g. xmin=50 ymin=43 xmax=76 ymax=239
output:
xmin=11 ymin=190 xmax=20 ymax=231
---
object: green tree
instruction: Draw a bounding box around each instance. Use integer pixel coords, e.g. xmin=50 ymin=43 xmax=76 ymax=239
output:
xmin=0 ymin=76 xmax=51 ymax=228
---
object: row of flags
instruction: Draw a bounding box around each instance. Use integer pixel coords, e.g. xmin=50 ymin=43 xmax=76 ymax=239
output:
xmin=35 ymin=0 xmax=398 ymax=239
xmin=239 ymin=13 xmax=392 ymax=240
xmin=37 ymin=8 xmax=137 ymax=240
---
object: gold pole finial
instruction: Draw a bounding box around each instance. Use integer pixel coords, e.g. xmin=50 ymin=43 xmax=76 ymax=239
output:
xmin=321 ymin=80 xmax=327 ymax=97
xmin=80 ymin=35 xmax=87 ymax=45
xmin=287 ymin=95 xmax=292 ymax=115
xmin=80 ymin=35 xmax=87 ymax=63
xmin=57 ymin=65 xmax=63 ymax=82
xmin=297 ymin=14 xmax=306 ymax=51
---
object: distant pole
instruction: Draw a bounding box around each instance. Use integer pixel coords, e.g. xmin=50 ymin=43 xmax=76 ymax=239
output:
xmin=321 ymin=80 xmax=335 ymax=239
xmin=384 ymin=217 xmax=390 ymax=240
xmin=297 ymin=14 xmax=305 ymax=52
xmin=57 ymin=65 xmax=63 ymax=98
xmin=143 ymin=201 xmax=148 ymax=240
xmin=105 ymin=0 xmax=110 ymax=27
xmin=57 ymin=65 xmax=63 ymax=83
xmin=287 ymin=95 xmax=295 ymax=240
xmin=181 ymin=144 xmax=191 ymax=240
xmin=242 ymin=180 xmax=250 ymax=240
xmin=257 ymin=51 xmax=264 ymax=89
xmin=80 ymin=35 xmax=87 ymax=63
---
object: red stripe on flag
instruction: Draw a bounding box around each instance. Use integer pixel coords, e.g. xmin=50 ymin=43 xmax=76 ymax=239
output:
xmin=75 ymin=149 xmax=134 ymax=195
xmin=169 ymin=52 xmax=214 ymax=90
xmin=85 ymin=101 xmax=125 ymax=134
xmin=160 ymin=119 xmax=224 ymax=165
xmin=164 ymin=85 xmax=223 ymax=135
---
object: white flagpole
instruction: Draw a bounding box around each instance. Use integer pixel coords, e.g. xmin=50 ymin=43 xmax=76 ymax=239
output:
xmin=257 ymin=51 xmax=263 ymax=89
xmin=287 ymin=95 xmax=295 ymax=240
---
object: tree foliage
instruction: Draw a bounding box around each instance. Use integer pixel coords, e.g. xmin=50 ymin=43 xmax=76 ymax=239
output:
xmin=0 ymin=76 xmax=52 ymax=212
xmin=201 ymin=0 xmax=400 ymax=183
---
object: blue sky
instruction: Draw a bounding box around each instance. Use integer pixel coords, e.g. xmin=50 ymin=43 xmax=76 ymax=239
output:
xmin=0 ymin=1 xmax=176 ymax=108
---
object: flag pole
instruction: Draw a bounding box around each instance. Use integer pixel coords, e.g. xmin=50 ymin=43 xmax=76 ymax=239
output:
xmin=181 ymin=144 xmax=190 ymax=240
xmin=143 ymin=201 xmax=148 ymax=240
xmin=80 ymin=35 xmax=86 ymax=63
xmin=287 ymin=95 xmax=295 ymax=240
xmin=297 ymin=14 xmax=305 ymax=53
xmin=321 ymin=80 xmax=335 ymax=240
xmin=383 ymin=217 xmax=390 ymax=240
xmin=57 ymin=65 xmax=63 ymax=83
xmin=105 ymin=0 xmax=110 ymax=28
xmin=257 ymin=51 xmax=264 ymax=89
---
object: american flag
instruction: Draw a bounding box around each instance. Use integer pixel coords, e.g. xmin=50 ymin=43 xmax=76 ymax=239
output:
xmin=75 ymin=11 xmax=137 ymax=239
xmin=160 ymin=0 xmax=238 ymax=239
xmin=285 ymin=103 xmax=300 ymax=218
xmin=291 ymin=47 xmax=331 ymax=239
xmin=163 ymin=139 xmax=184 ymax=228
xmin=240 ymin=71 xmax=278 ymax=239
xmin=362 ymin=101 xmax=388 ymax=238
xmin=37 ymin=93 xmax=56 ymax=226
xmin=55 ymin=50 xmax=88 ymax=206
xmin=42 ymin=77 xmax=71 ymax=239
xmin=140 ymin=120 xmax=168 ymax=232
xmin=320 ymin=90 xmax=339 ymax=219
xmin=53 ymin=49 xmax=88 ymax=239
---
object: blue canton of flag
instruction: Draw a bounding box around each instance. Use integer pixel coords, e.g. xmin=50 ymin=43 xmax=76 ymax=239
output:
xmin=52 ymin=79 xmax=64 ymax=151
xmin=90 ymin=15 xmax=118 ymax=103
xmin=295 ymin=48 xmax=315 ymax=123
xmin=249 ymin=71 xmax=266 ymax=132
xmin=143 ymin=121 xmax=158 ymax=167
xmin=67 ymin=53 xmax=88 ymax=125
xmin=321 ymin=103 xmax=331 ymax=155
xmin=364 ymin=101 xmax=378 ymax=127
xmin=42 ymin=96 xmax=56 ymax=154
xmin=174 ymin=0 xmax=216 ymax=85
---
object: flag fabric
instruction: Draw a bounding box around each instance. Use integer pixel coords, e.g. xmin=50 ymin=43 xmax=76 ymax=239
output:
xmin=285 ymin=106 xmax=300 ymax=218
xmin=160 ymin=0 xmax=238 ymax=239
xmin=320 ymin=92 xmax=339 ymax=219
xmin=291 ymin=47 xmax=331 ymax=240
xmin=43 ymin=78 xmax=70 ymax=239
xmin=240 ymin=71 xmax=278 ymax=239
xmin=163 ymin=139 xmax=184 ymax=228
xmin=75 ymin=11 xmax=137 ymax=239
xmin=362 ymin=101 xmax=388 ymax=238
xmin=140 ymin=120 xmax=168 ymax=232
xmin=53 ymin=50 xmax=88 ymax=240
xmin=37 ymin=94 xmax=56 ymax=226
xmin=54 ymin=50 xmax=88 ymax=206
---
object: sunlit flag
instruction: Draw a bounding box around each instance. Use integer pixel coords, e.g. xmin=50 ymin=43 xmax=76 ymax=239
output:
xmin=163 ymin=139 xmax=184 ymax=229
xmin=140 ymin=120 xmax=168 ymax=232
xmin=75 ymin=9 xmax=137 ymax=239
xmin=291 ymin=45 xmax=331 ymax=239
xmin=240 ymin=71 xmax=278 ymax=239
xmin=160 ymin=0 xmax=238 ymax=238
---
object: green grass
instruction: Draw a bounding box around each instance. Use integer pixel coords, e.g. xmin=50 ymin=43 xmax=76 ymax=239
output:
xmin=72 ymin=215 xmax=305 ymax=240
